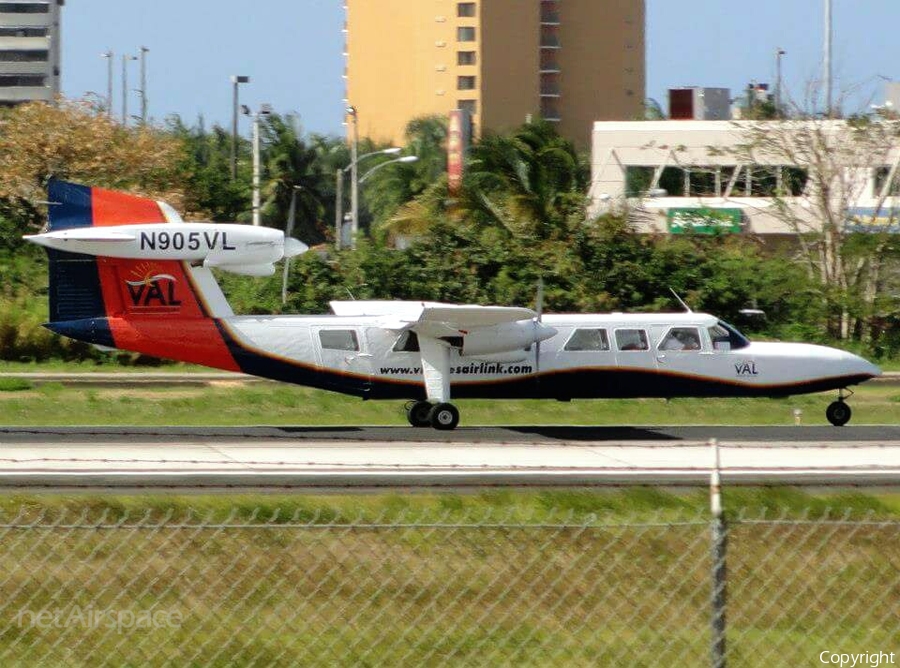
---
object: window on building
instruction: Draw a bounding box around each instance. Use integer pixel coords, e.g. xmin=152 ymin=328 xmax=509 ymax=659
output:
xmin=457 ymin=2 xmax=476 ymax=17
xmin=457 ymin=51 xmax=476 ymax=66
xmin=457 ymin=75 xmax=476 ymax=90
xmin=0 ymin=75 xmax=46 ymax=87
xmin=319 ymin=330 xmax=359 ymax=352
xmin=0 ymin=27 xmax=47 ymax=37
xmin=875 ymin=166 xmax=900 ymax=196
xmin=457 ymin=26 xmax=476 ymax=41
xmin=0 ymin=3 xmax=49 ymax=12
xmin=458 ymin=99 xmax=477 ymax=115
xmin=0 ymin=50 xmax=48 ymax=62
xmin=564 ymin=329 xmax=610 ymax=352
xmin=659 ymin=327 xmax=702 ymax=351
xmin=615 ymin=329 xmax=649 ymax=352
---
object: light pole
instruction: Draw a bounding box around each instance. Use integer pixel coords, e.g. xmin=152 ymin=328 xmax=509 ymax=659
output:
xmin=358 ymin=155 xmax=418 ymax=185
xmin=824 ymin=0 xmax=832 ymax=116
xmin=345 ymin=106 xmax=360 ymax=248
xmin=121 ymin=54 xmax=137 ymax=125
xmin=101 ymin=50 xmax=113 ymax=117
xmin=138 ymin=46 xmax=149 ymax=125
xmin=335 ymin=147 xmax=402 ymax=250
xmin=230 ymin=75 xmax=250 ymax=180
xmin=243 ymin=103 xmax=273 ymax=226
xmin=775 ymin=48 xmax=786 ymax=117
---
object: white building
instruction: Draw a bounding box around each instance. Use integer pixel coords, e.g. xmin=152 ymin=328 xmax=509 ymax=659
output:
xmin=0 ymin=0 xmax=63 ymax=106
xmin=589 ymin=120 xmax=900 ymax=235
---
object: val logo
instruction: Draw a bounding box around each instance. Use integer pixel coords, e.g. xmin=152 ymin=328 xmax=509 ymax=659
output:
xmin=735 ymin=361 xmax=759 ymax=376
xmin=124 ymin=263 xmax=182 ymax=308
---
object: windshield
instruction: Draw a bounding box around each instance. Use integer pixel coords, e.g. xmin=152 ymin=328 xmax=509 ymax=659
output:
xmin=708 ymin=320 xmax=750 ymax=351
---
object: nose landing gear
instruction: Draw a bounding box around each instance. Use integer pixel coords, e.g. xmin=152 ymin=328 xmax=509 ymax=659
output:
xmin=826 ymin=389 xmax=853 ymax=427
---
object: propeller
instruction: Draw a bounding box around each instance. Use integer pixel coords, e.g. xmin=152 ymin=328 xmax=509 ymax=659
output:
xmin=534 ymin=277 xmax=544 ymax=375
xmin=281 ymin=186 xmax=309 ymax=305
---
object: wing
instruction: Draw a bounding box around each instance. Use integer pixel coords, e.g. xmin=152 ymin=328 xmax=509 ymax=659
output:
xmin=330 ymin=300 xmax=536 ymax=334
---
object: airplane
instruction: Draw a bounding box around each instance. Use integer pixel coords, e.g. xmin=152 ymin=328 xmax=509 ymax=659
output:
xmin=24 ymin=179 xmax=881 ymax=430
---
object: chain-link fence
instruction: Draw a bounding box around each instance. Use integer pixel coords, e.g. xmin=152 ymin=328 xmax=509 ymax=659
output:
xmin=0 ymin=507 xmax=896 ymax=667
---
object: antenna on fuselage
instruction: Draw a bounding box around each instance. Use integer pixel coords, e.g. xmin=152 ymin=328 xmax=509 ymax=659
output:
xmin=669 ymin=288 xmax=693 ymax=313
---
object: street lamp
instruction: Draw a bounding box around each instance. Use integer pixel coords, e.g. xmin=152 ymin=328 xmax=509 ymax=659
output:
xmin=334 ymin=146 xmax=404 ymax=250
xmin=358 ymin=155 xmax=418 ymax=184
xmin=138 ymin=46 xmax=149 ymax=125
xmin=230 ymin=75 xmax=251 ymax=180
xmin=775 ymin=47 xmax=786 ymax=117
xmin=242 ymin=103 xmax=273 ymax=226
xmin=100 ymin=50 xmax=113 ymax=117
xmin=345 ymin=106 xmax=359 ymax=247
xmin=121 ymin=54 xmax=137 ymax=125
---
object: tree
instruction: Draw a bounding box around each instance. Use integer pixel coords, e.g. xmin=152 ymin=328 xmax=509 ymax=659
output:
xmin=730 ymin=114 xmax=900 ymax=342
xmin=461 ymin=120 xmax=589 ymax=239
xmin=259 ymin=113 xmax=330 ymax=243
xmin=0 ymin=100 xmax=185 ymax=231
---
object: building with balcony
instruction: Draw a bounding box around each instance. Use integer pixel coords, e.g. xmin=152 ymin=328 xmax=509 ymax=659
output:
xmin=343 ymin=0 xmax=644 ymax=148
xmin=0 ymin=0 xmax=62 ymax=106
xmin=589 ymin=119 xmax=900 ymax=235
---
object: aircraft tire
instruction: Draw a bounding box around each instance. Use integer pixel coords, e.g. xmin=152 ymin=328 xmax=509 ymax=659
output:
xmin=429 ymin=403 xmax=460 ymax=430
xmin=826 ymin=400 xmax=851 ymax=427
xmin=406 ymin=401 xmax=433 ymax=428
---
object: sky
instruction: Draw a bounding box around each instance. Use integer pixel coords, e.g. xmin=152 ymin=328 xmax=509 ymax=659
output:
xmin=62 ymin=1 xmax=900 ymax=138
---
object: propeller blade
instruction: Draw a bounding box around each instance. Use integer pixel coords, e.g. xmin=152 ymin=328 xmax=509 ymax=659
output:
xmin=282 ymin=189 xmax=298 ymax=305
xmin=534 ymin=277 xmax=544 ymax=374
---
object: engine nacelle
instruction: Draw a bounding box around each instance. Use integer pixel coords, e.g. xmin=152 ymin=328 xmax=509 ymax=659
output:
xmin=455 ymin=321 xmax=557 ymax=357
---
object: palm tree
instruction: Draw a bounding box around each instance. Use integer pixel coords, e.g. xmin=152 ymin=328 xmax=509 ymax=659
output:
xmin=259 ymin=114 xmax=329 ymax=243
xmin=462 ymin=120 xmax=588 ymax=238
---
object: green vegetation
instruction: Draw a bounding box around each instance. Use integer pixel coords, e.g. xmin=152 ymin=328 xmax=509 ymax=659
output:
xmin=0 ymin=379 xmax=896 ymax=426
xmin=1 ymin=100 xmax=899 ymax=367
xmin=0 ymin=490 xmax=896 ymax=666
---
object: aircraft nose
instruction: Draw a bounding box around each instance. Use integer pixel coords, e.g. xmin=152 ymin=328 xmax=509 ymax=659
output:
xmin=831 ymin=348 xmax=881 ymax=380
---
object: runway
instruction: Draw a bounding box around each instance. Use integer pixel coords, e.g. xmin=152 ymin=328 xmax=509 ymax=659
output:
xmin=2 ymin=426 xmax=900 ymax=489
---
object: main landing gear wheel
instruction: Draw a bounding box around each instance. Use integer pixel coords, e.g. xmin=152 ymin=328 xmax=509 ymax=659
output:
xmin=406 ymin=400 xmax=433 ymax=428
xmin=429 ymin=402 xmax=460 ymax=431
xmin=826 ymin=400 xmax=852 ymax=427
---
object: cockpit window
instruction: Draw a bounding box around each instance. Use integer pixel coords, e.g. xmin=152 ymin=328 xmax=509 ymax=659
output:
xmin=659 ymin=327 xmax=702 ymax=351
xmin=564 ymin=328 xmax=610 ymax=351
xmin=708 ymin=320 xmax=750 ymax=351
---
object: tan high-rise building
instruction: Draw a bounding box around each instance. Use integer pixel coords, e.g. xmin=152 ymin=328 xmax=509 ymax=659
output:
xmin=344 ymin=0 xmax=644 ymax=148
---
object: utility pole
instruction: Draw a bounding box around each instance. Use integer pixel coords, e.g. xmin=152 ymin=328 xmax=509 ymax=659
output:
xmin=824 ymin=0 xmax=833 ymax=116
xmin=121 ymin=54 xmax=136 ymax=125
xmin=245 ymin=103 xmax=272 ymax=226
xmin=252 ymin=112 xmax=261 ymax=226
xmin=101 ymin=50 xmax=113 ymax=117
xmin=335 ymin=168 xmax=343 ymax=250
xmin=346 ymin=106 xmax=359 ymax=249
xmin=230 ymin=75 xmax=250 ymax=180
xmin=775 ymin=48 xmax=786 ymax=117
xmin=138 ymin=46 xmax=149 ymax=124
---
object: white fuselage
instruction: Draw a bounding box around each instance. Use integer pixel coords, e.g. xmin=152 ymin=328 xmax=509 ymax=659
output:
xmin=215 ymin=311 xmax=880 ymax=400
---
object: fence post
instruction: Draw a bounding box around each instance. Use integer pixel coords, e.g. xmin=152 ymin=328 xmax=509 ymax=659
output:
xmin=710 ymin=437 xmax=727 ymax=668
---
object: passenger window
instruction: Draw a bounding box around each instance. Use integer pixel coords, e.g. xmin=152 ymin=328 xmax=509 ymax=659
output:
xmin=319 ymin=330 xmax=359 ymax=351
xmin=659 ymin=327 xmax=702 ymax=351
xmin=393 ymin=331 xmax=420 ymax=352
xmin=615 ymin=329 xmax=649 ymax=351
xmin=564 ymin=328 xmax=610 ymax=351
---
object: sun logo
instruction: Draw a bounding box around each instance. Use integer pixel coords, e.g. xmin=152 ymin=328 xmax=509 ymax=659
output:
xmin=126 ymin=262 xmax=176 ymax=287
xmin=124 ymin=262 xmax=181 ymax=308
